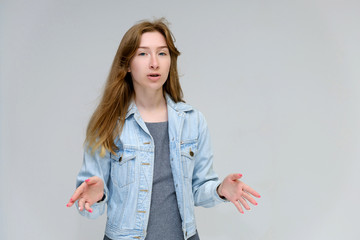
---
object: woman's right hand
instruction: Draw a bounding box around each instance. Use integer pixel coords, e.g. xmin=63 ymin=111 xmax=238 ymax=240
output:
xmin=66 ymin=176 xmax=104 ymax=213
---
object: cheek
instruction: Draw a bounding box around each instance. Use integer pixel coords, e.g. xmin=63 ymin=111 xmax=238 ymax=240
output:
xmin=165 ymin=58 xmax=171 ymax=71
xmin=129 ymin=60 xmax=138 ymax=72
xmin=129 ymin=57 xmax=146 ymax=71
xmin=129 ymin=62 xmax=141 ymax=81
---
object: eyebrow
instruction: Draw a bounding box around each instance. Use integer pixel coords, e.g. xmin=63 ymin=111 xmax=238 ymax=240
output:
xmin=138 ymin=46 xmax=169 ymax=50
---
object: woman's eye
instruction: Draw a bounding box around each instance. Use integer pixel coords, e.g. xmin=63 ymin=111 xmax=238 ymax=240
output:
xmin=138 ymin=52 xmax=146 ymax=56
xmin=159 ymin=52 xmax=167 ymax=56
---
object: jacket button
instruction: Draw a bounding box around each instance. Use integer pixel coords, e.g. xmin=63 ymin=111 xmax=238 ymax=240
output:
xmin=189 ymin=150 xmax=194 ymax=157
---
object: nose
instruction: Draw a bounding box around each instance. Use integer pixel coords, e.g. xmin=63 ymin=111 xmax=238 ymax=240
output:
xmin=150 ymin=55 xmax=159 ymax=70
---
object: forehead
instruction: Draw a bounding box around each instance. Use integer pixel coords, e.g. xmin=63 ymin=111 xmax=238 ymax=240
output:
xmin=139 ymin=31 xmax=168 ymax=47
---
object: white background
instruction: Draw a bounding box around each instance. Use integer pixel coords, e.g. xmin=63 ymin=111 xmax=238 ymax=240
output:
xmin=1 ymin=0 xmax=359 ymax=239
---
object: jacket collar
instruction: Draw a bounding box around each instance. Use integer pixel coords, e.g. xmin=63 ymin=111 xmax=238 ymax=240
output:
xmin=165 ymin=94 xmax=193 ymax=112
xmin=125 ymin=93 xmax=193 ymax=119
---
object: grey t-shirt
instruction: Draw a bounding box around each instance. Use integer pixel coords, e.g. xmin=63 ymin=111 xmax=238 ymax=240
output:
xmin=144 ymin=122 xmax=199 ymax=240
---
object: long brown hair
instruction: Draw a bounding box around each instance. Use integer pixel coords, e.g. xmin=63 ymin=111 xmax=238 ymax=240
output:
xmin=85 ymin=18 xmax=183 ymax=156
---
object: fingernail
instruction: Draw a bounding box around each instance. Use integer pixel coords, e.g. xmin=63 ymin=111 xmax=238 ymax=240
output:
xmin=85 ymin=179 xmax=90 ymax=182
xmin=70 ymin=198 xmax=73 ymax=202
xmin=66 ymin=203 xmax=70 ymax=207
xmin=79 ymin=207 xmax=81 ymax=211
xmin=255 ymin=203 xmax=258 ymax=205
xmin=88 ymin=209 xmax=93 ymax=213
xmin=239 ymin=174 xmax=242 ymax=177
xmin=258 ymin=195 xmax=261 ymax=198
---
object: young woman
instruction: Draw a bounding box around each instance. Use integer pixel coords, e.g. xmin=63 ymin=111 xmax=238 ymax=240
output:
xmin=66 ymin=18 xmax=260 ymax=240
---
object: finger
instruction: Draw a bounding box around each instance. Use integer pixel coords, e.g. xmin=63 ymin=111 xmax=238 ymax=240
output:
xmin=84 ymin=176 xmax=96 ymax=185
xmin=69 ymin=183 xmax=86 ymax=203
xmin=78 ymin=198 xmax=86 ymax=211
xmin=232 ymin=200 xmax=244 ymax=214
xmin=229 ymin=173 xmax=243 ymax=181
xmin=243 ymin=185 xmax=261 ymax=198
xmin=238 ymin=197 xmax=251 ymax=210
xmin=66 ymin=197 xmax=75 ymax=207
xmin=242 ymin=192 xmax=258 ymax=206
xmin=84 ymin=202 xmax=93 ymax=213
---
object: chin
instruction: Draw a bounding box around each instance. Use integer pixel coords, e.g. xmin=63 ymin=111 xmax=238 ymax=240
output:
xmin=149 ymin=80 xmax=166 ymax=89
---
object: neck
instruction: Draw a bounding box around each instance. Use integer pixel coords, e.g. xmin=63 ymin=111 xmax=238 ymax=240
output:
xmin=134 ymin=89 xmax=168 ymax=122
xmin=134 ymin=89 xmax=166 ymax=110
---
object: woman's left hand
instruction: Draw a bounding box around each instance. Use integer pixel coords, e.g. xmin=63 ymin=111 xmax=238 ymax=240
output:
xmin=217 ymin=173 xmax=261 ymax=214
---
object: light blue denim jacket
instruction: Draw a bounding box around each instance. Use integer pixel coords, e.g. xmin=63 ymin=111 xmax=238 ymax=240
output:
xmin=76 ymin=95 xmax=227 ymax=240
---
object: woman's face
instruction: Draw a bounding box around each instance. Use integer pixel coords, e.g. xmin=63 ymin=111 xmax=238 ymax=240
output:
xmin=129 ymin=31 xmax=171 ymax=95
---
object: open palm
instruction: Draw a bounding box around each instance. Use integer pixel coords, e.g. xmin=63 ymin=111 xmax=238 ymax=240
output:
xmin=66 ymin=176 xmax=104 ymax=213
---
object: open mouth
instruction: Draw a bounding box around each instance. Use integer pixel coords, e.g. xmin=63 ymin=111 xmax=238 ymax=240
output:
xmin=148 ymin=74 xmax=160 ymax=77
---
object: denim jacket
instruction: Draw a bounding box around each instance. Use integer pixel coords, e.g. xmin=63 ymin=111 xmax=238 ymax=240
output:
xmin=75 ymin=95 xmax=227 ymax=240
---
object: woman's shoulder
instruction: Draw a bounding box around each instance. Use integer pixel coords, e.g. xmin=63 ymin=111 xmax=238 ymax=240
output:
xmin=165 ymin=95 xmax=201 ymax=114
xmin=165 ymin=94 xmax=208 ymax=125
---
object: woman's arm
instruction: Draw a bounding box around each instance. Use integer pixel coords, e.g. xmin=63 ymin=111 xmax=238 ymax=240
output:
xmin=66 ymin=146 xmax=111 ymax=219
xmin=192 ymin=111 xmax=228 ymax=207
xmin=192 ymin=111 xmax=261 ymax=213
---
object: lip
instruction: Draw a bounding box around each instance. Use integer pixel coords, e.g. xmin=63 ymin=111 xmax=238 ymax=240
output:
xmin=147 ymin=73 xmax=161 ymax=81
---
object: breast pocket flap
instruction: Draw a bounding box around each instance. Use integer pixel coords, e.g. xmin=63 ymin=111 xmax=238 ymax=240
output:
xmin=180 ymin=141 xmax=198 ymax=160
xmin=110 ymin=150 xmax=136 ymax=165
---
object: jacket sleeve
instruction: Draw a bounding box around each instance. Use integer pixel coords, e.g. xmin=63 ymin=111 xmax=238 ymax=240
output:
xmin=192 ymin=111 xmax=228 ymax=207
xmin=75 ymin=145 xmax=111 ymax=219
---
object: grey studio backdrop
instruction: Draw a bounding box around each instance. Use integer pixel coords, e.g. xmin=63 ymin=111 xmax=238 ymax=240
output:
xmin=1 ymin=0 xmax=359 ymax=239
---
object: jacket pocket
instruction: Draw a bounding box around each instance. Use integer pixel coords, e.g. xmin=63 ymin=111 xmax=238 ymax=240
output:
xmin=110 ymin=149 xmax=136 ymax=188
xmin=180 ymin=140 xmax=197 ymax=178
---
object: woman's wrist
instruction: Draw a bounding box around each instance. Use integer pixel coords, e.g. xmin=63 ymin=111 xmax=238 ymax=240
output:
xmin=97 ymin=193 xmax=106 ymax=203
xmin=217 ymin=184 xmax=226 ymax=200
